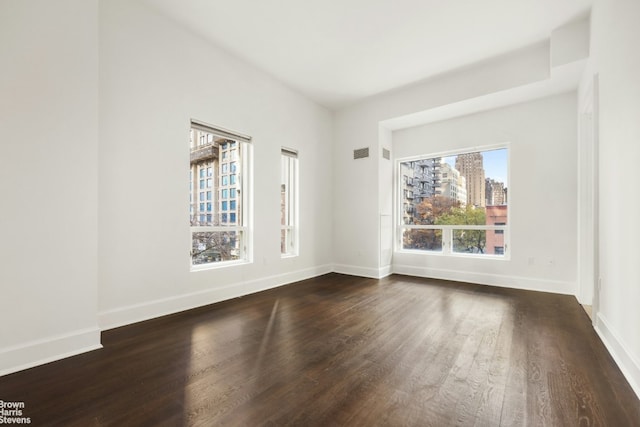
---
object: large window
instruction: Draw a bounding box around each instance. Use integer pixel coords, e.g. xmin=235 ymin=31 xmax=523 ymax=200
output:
xmin=281 ymin=148 xmax=298 ymax=256
xmin=398 ymin=145 xmax=509 ymax=257
xmin=189 ymin=121 xmax=251 ymax=268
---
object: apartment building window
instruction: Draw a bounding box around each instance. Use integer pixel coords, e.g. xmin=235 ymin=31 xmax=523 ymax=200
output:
xmin=281 ymin=148 xmax=298 ymax=256
xmin=398 ymin=145 xmax=509 ymax=257
xmin=189 ymin=120 xmax=252 ymax=268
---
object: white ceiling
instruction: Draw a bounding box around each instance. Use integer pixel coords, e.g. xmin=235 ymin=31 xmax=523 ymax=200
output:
xmin=145 ymin=0 xmax=591 ymax=109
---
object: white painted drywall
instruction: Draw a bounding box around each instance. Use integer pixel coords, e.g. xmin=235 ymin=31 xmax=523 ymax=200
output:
xmin=393 ymin=93 xmax=578 ymax=293
xmin=333 ymin=43 xmax=552 ymax=277
xmin=0 ymin=0 xmax=101 ymax=374
xmin=98 ymin=0 xmax=333 ymax=328
xmin=586 ymin=0 xmax=640 ymax=398
xmin=551 ymin=17 xmax=590 ymax=68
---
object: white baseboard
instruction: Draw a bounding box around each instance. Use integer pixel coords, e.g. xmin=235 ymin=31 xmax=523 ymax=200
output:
xmin=0 ymin=327 xmax=102 ymax=377
xmin=99 ymin=264 xmax=333 ymax=330
xmin=333 ymin=264 xmax=391 ymax=279
xmin=392 ymin=264 xmax=575 ymax=295
xmin=378 ymin=265 xmax=393 ymax=278
xmin=594 ymin=313 xmax=640 ymax=400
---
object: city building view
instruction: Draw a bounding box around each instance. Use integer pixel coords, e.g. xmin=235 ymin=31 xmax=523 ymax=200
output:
xmin=189 ymin=125 xmax=243 ymax=265
xmin=401 ymin=148 xmax=508 ymax=255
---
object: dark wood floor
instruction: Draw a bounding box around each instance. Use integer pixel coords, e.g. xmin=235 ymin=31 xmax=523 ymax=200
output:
xmin=1 ymin=274 xmax=639 ymax=426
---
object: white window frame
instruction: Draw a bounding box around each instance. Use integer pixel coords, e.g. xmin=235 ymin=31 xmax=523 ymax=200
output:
xmin=281 ymin=147 xmax=299 ymax=257
xmin=395 ymin=143 xmax=510 ymax=260
xmin=190 ymin=120 xmax=253 ymax=271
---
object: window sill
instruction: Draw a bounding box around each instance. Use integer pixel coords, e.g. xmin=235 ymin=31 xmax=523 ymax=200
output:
xmin=190 ymin=258 xmax=251 ymax=272
xmin=395 ymin=249 xmax=510 ymax=261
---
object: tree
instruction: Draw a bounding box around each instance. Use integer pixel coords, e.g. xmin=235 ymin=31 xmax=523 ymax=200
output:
xmin=414 ymin=195 xmax=460 ymax=225
xmin=190 ymin=213 xmax=239 ymax=263
xmin=436 ymin=205 xmax=487 ymax=253
xmin=403 ymin=195 xmax=460 ymax=250
xmin=191 ymin=230 xmax=237 ymax=263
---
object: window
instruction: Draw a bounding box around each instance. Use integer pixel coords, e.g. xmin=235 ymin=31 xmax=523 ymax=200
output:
xmin=398 ymin=145 xmax=508 ymax=257
xmin=189 ymin=120 xmax=251 ymax=268
xmin=281 ymin=148 xmax=298 ymax=256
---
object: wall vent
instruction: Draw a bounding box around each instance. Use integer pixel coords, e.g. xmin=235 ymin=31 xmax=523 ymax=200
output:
xmin=382 ymin=148 xmax=391 ymax=160
xmin=353 ymin=147 xmax=369 ymax=159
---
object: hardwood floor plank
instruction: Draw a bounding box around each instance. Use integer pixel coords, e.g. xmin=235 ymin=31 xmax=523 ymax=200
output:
xmin=1 ymin=273 xmax=638 ymax=426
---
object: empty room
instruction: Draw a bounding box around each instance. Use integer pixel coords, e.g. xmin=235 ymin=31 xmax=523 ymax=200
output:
xmin=1 ymin=0 xmax=639 ymax=425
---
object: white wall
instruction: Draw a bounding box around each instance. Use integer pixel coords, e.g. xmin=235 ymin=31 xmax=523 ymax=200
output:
xmin=551 ymin=17 xmax=590 ymax=68
xmin=585 ymin=0 xmax=640 ymax=398
xmin=333 ymin=43 xmax=552 ymax=278
xmin=393 ymin=93 xmax=578 ymax=293
xmin=0 ymin=0 xmax=101 ymax=375
xmin=98 ymin=0 xmax=334 ymax=328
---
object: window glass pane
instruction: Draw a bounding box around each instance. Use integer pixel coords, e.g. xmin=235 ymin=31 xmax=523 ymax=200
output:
xmin=280 ymin=151 xmax=298 ymax=255
xmin=402 ymin=229 xmax=442 ymax=252
xmin=230 ymin=200 xmax=236 ymax=210
xmin=206 ymin=191 xmax=212 ymax=200
xmin=221 ymin=189 xmax=228 ymax=199
xmin=281 ymin=229 xmax=287 ymax=254
xmin=230 ymin=188 xmax=236 ymax=198
xmin=222 ymin=201 xmax=228 ymax=211
xmin=191 ymin=230 xmax=242 ymax=264
xmin=230 ymin=213 xmax=236 ymax=223
xmin=222 ymin=176 xmax=228 ymax=186
xmin=399 ymin=148 xmax=507 ymax=226
xmin=452 ymin=229 xmax=487 ymax=254
xmin=230 ymin=174 xmax=236 ymax=184
xmin=486 ymin=227 xmax=506 ymax=255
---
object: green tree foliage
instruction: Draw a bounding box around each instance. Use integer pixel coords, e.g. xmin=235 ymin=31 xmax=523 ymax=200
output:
xmin=403 ymin=196 xmax=459 ymax=250
xmin=403 ymin=228 xmax=442 ymax=251
xmin=435 ymin=204 xmax=486 ymax=226
xmin=436 ymin=205 xmax=487 ymax=253
xmin=414 ymin=195 xmax=460 ymax=225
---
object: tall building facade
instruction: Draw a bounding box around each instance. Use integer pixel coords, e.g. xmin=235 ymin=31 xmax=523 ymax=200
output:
xmin=400 ymin=158 xmax=441 ymax=224
xmin=486 ymin=178 xmax=507 ymax=205
xmin=439 ymin=161 xmax=467 ymax=206
xmin=455 ymin=152 xmax=485 ymax=207
xmin=189 ymin=129 xmax=241 ymax=227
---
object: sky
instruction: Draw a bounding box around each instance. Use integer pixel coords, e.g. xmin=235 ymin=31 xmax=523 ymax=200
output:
xmin=443 ymin=148 xmax=508 ymax=187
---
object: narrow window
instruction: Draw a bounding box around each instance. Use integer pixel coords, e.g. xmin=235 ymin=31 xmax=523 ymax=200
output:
xmin=281 ymin=148 xmax=298 ymax=256
xmin=189 ymin=120 xmax=251 ymax=268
